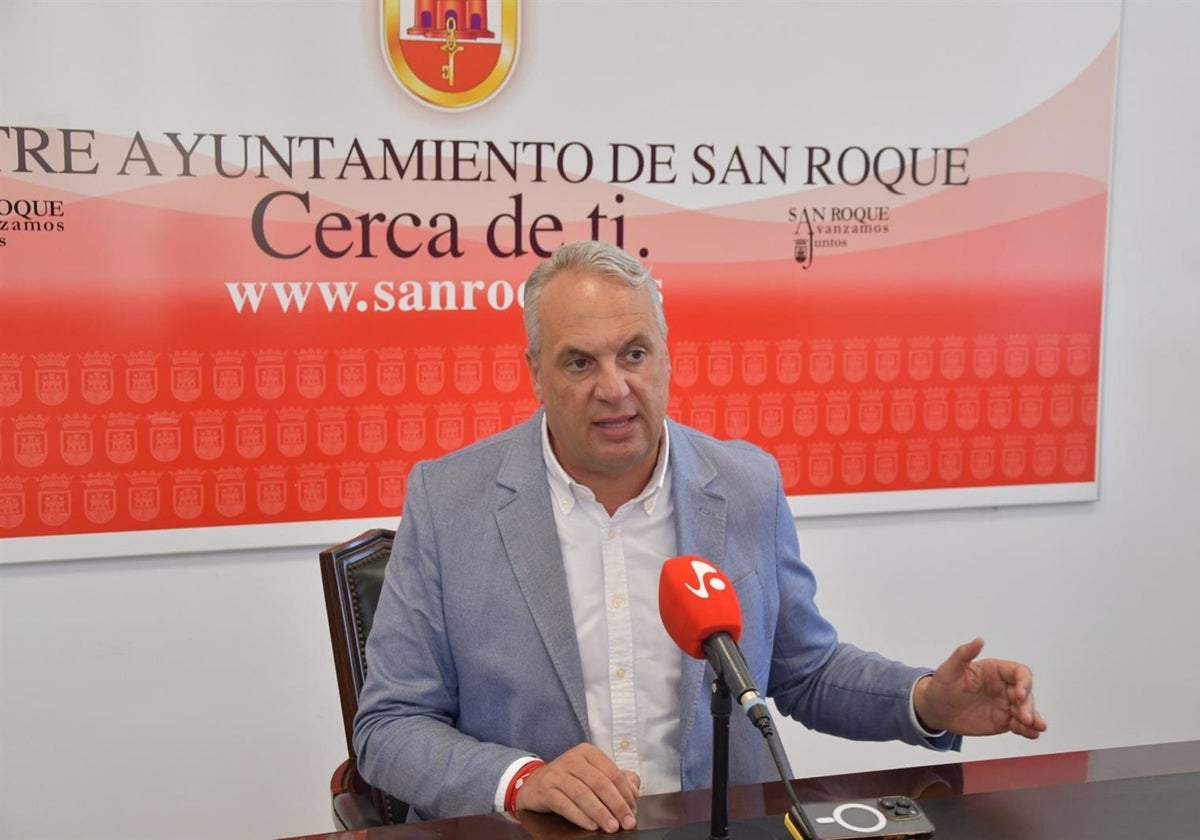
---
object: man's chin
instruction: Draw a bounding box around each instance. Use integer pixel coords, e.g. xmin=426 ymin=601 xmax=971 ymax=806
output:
xmin=591 ymin=440 xmax=657 ymax=474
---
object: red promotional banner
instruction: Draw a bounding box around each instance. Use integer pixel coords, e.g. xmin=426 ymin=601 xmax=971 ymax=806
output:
xmin=0 ymin=2 xmax=1119 ymax=560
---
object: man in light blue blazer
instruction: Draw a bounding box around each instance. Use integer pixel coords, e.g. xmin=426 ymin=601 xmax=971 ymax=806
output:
xmin=354 ymin=241 xmax=1046 ymax=832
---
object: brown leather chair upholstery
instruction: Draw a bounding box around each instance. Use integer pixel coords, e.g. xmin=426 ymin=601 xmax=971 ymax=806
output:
xmin=319 ymin=528 xmax=409 ymax=828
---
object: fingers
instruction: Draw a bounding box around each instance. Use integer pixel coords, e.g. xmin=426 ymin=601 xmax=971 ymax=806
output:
xmin=1006 ymin=701 xmax=1047 ymax=738
xmin=1004 ymin=673 xmax=1047 ymax=738
xmin=516 ymin=744 xmax=639 ymax=833
xmin=954 ymin=637 xmax=985 ymax=666
xmin=985 ymin=658 xmax=1045 ymax=738
xmin=935 ymin=637 xmax=984 ymax=685
xmin=996 ymin=661 xmax=1035 ymax=721
xmin=1009 ymin=717 xmax=1045 ymax=739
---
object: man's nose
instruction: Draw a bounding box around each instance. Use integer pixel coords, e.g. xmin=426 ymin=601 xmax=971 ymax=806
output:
xmin=594 ymin=360 xmax=631 ymax=402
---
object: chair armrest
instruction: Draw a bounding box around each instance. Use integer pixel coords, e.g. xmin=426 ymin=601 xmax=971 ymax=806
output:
xmin=332 ymin=790 xmax=384 ymax=830
xmin=330 ymin=758 xmax=384 ymax=830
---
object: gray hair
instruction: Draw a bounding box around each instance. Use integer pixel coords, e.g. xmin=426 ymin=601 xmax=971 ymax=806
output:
xmin=522 ymin=240 xmax=667 ymax=356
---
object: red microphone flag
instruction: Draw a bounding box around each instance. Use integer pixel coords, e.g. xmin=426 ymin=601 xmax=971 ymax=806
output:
xmin=658 ymin=555 xmax=743 ymax=659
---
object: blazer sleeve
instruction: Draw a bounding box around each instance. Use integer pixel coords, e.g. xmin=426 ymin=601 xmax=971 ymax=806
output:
xmin=763 ymin=463 xmax=960 ymax=752
xmin=352 ymin=461 xmax=533 ymax=820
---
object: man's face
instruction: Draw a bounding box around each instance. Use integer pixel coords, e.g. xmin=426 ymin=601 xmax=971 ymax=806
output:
xmin=527 ymin=270 xmax=670 ymax=490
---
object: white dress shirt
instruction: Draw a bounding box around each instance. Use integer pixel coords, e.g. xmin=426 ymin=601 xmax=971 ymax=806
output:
xmin=541 ymin=417 xmax=683 ymax=796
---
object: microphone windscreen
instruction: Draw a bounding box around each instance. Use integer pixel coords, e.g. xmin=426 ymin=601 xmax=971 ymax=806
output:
xmin=658 ymin=555 xmax=743 ymax=659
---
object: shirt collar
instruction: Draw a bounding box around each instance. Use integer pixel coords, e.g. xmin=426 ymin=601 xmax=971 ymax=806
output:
xmin=541 ymin=414 xmax=670 ymax=516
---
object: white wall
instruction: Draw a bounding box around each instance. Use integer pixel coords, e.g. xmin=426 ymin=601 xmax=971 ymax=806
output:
xmin=2 ymin=3 xmax=1199 ymax=838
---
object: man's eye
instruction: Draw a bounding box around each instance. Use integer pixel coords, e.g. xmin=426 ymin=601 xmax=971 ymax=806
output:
xmin=565 ymin=358 xmax=589 ymax=371
xmin=626 ymin=348 xmax=647 ymax=362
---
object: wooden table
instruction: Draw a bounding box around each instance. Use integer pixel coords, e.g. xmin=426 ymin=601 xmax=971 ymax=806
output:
xmin=281 ymin=740 xmax=1200 ymax=839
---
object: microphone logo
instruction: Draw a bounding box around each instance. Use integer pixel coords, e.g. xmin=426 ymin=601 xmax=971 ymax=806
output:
xmin=683 ymin=559 xmax=727 ymax=599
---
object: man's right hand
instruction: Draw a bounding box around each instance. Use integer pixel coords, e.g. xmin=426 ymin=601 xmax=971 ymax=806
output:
xmin=514 ymin=743 xmax=641 ymax=832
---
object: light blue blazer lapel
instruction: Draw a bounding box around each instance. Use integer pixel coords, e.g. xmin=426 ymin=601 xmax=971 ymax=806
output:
xmin=667 ymin=420 xmax=730 ymax=765
xmin=493 ymin=413 xmax=589 ymax=741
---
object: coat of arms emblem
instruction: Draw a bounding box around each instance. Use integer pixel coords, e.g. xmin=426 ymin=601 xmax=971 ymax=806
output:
xmin=382 ymin=0 xmax=519 ymax=110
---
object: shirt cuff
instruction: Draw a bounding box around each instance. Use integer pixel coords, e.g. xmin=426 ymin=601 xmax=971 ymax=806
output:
xmin=909 ymin=673 xmax=947 ymax=739
xmin=494 ymin=756 xmax=542 ymax=812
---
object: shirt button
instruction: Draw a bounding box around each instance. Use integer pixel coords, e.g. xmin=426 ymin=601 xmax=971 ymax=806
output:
xmin=615 ymin=668 xmax=626 ymax=679
xmin=619 ymin=739 xmax=630 ymax=751
xmin=607 ymin=528 xmax=617 ymax=539
xmin=611 ymin=597 xmax=622 ymax=608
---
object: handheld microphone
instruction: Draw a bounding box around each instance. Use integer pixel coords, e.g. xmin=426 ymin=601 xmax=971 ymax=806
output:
xmin=658 ymin=555 xmax=772 ymax=734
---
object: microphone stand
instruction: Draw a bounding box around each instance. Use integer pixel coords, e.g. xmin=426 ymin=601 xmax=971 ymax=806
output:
xmin=708 ymin=678 xmax=734 ymax=839
xmin=666 ymin=678 xmax=771 ymax=840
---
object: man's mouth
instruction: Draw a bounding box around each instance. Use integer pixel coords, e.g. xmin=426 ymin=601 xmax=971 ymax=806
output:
xmin=595 ymin=415 xmax=636 ymax=430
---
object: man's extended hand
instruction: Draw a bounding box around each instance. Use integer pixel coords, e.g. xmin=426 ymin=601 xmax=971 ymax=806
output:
xmin=914 ymin=638 xmax=1048 ymax=739
xmin=515 ymin=743 xmax=641 ymax=833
